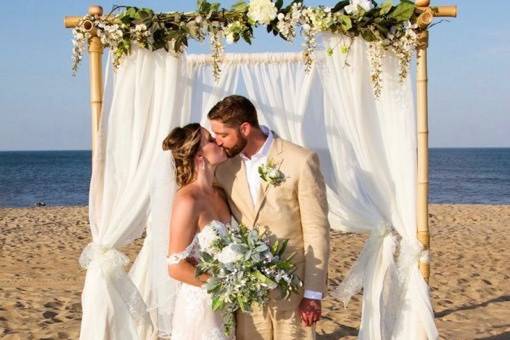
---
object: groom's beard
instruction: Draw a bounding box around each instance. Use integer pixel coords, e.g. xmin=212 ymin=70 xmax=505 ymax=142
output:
xmin=224 ymin=134 xmax=247 ymax=158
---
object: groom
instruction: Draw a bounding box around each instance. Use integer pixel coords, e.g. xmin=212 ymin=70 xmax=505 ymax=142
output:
xmin=209 ymin=95 xmax=330 ymax=339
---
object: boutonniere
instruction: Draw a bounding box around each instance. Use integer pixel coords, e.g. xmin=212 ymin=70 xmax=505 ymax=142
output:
xmin=258 ymin=159 xmax=286 ymax=186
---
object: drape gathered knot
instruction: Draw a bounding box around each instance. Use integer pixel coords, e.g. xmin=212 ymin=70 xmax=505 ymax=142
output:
xmin=398 ymin=240 xmax=429 ymax=277
xmin=334 ymin=221 xmax=397 ymax=306
xmin=79 ymin=242 xmax=129 ymax=276
xmin=79 ymin=242 xmax=152 ymax=328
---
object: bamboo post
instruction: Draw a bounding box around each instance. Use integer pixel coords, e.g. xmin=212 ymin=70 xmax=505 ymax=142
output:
xmin=416 ymin=30 xmax=431 ymax=282
xmin=415 ymin=2 xmax=457 ymax=283
xmin=64 ymin=5 xmax=104 ymax=155
xmin=87 ymin=5 xmax=104 ymax=156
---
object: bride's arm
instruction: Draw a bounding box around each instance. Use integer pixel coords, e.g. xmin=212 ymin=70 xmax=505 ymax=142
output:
xmin=167 ymin=194 xmax=209 ymax=287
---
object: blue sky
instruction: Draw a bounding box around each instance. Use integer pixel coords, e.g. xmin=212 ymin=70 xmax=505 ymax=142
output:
xmin=0 ymin=1 xmax=508 ymax=150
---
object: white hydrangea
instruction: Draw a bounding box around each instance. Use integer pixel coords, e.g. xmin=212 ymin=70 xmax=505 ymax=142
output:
xmin=248 ymin=0 xmax=277 ymax=25
xmin=344 ymin=0 xmax=375 ymax=15
xmin=216 ymin=244 xmax=244 ymax=264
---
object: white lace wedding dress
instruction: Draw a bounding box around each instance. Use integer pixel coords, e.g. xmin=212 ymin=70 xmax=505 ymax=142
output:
xmin=166 ymin=219 xmax=235 ymax=340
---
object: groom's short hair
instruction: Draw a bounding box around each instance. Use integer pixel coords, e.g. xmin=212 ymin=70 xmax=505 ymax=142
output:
xmin=208 ymin=95 xmax=260 ymax=129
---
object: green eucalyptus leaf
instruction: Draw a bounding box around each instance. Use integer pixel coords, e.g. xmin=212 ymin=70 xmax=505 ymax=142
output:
xmin=389 ymin=0 xmax=415 ymax=22
xmin=212 ymin=296 xmax=224 ymax=311
xmin=339 ymin=15 xmax=352 ymax=31
xmin=380 ymin=0 xmax=393 ymax=16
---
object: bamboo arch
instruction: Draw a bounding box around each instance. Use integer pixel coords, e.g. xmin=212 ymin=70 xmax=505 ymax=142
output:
xmin=64 ymin=1 xmax=457 ymax=285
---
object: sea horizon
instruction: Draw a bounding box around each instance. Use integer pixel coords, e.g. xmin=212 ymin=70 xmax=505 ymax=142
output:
xmin=1 ymin=148 xmax=509 ymax=208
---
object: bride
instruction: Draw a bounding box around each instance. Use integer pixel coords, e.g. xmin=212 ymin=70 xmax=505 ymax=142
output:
xmin=162 ymin=123 xmax=233 ymax=340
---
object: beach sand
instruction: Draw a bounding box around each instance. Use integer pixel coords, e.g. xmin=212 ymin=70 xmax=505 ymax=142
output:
xmin=0 ymin=204 xmax=509 ymax=339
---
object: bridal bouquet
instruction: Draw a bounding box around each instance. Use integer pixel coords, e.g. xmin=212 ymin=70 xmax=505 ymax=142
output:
xmin=196 ymin=221 xmax=302 ymax=335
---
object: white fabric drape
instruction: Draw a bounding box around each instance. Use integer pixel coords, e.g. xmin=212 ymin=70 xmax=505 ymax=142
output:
xmin=80 ymin=48 xmax=186 ymax=340
xmin=318 ymin=34 xmax=437 ymax=340
xmin=80 ymin=37 xmax=437 ymax=340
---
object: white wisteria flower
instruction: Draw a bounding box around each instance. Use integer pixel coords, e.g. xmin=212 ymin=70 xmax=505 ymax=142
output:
xmin=276 ymin=2 xmax=302 ymax=41
xmin=344 ymin=0 xmax=375 ymax=14
xmin=248 ymin=0 xmax=277 ymax=25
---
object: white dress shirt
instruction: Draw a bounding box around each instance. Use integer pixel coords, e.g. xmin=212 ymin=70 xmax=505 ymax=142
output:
xmin=240 ymin=126 xmax=322 ymax=300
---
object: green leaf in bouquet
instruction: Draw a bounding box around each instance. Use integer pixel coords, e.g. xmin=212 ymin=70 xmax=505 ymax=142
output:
xmin=237 ymin=295 xmax=250 ymax=312
xmin=244 ymin=249 xmax=252 ymax=261
xmin=212 ymin=296 xmax=224 ymax=311
xmin=255 ymin=243 xmax=268 ymax=253
xmin=206 ymin=278 xmax=222 ymax=292
xmin=254 ymin=270 xmax=277 ymax=288
xmin=271 ymin=239 xmax=279 ymax=254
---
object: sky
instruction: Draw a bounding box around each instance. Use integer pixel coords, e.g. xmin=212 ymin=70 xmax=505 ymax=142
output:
xmin=0 ymin=1 xmax=508 ymax=151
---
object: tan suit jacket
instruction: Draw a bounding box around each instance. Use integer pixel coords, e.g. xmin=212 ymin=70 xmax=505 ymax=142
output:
xmin=215 ymin=136 xmax=330 ymax=310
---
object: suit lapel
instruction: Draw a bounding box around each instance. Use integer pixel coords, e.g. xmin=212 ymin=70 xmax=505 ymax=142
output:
xmin=252 ymin=137 xmax=284 ymax=225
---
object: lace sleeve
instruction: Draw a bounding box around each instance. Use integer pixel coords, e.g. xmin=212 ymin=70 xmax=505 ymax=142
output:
xmin=166 ymin=237 xmax=197 ymax=266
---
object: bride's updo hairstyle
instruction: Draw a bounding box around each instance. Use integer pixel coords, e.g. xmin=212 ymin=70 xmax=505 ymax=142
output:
xmin=162 ymin=123 xmax=202 ymax=187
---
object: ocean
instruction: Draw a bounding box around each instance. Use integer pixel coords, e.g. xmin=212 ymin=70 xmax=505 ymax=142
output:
xmin=0 ymin=148 xmax=509 ymax=208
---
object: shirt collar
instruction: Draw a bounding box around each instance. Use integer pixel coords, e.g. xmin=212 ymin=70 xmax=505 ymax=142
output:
xmin=240 ymin=125 xmax=273 ymax=161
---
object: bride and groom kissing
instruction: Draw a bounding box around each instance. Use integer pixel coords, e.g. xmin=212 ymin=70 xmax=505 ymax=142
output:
xmin=163 ymin=95 xmax=330 ymax=339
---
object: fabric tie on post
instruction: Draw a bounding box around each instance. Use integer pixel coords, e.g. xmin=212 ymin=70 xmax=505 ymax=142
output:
xmin=79 ymin=242 xmax=152 ymax=327
xmin=79 ymin=242 xmax=130 ymax=274
xmin=334 ymin=222 xmax=396 ymax=307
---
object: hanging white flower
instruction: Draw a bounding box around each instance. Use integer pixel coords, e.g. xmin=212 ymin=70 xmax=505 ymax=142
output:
xmin=345 ymin=0 xmax=375 ymax=15
xmin=248 ymin=0 xmax=277 ymax=25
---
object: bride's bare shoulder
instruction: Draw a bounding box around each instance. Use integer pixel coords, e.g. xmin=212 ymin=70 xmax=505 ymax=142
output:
xmin=173 ymin=185 xmax=200 ymax=209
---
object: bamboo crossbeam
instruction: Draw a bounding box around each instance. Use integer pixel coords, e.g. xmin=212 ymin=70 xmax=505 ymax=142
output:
xmin=417 ymin=5 xmax=458 ymax=17
xmin=64 ymin=16 xmax=81 ymax=28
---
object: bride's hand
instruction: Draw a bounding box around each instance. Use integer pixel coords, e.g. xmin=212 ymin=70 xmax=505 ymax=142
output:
xmin=186 ymin=256 xmax=198 ymax=266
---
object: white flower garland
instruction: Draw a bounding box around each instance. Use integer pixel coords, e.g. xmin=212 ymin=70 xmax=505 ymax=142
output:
xmin=70 ymin=1 xmax=420 ymax=97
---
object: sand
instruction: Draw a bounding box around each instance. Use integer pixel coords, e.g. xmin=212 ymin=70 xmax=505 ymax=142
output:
xmin=0 ymin=204 xmax=509 ymax=339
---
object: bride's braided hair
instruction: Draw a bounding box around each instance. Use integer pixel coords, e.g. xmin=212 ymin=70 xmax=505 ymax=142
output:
xmin=162 ymin=123 xmax=202 ymax=187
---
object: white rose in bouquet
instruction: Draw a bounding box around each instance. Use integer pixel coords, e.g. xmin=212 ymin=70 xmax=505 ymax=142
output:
xmin=217 ymin=243 xmax=244 ymax=264
xmin=248 ymin=0 xmax=277 ymax=25
xmin=197 ymin=225 xmax=218 ymax=252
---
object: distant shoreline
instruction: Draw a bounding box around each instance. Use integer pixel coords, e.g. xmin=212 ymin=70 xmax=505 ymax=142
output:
xmin=1 ymin=147 xmax=510 ymax=152
xmin=2 ymin=203 xmax=510 ymax=210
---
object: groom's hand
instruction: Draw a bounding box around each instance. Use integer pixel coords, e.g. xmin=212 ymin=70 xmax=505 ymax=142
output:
xmin=298 ymin=298 xmax=321 ymax=327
